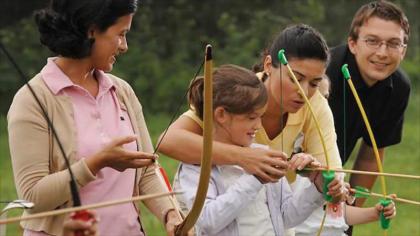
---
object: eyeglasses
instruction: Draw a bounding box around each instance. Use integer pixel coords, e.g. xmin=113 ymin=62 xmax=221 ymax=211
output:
xmin=362 ymin=38 xmax=407 ymax=51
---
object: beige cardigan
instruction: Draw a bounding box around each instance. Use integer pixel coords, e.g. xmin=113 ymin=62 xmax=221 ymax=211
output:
xmin=7 ymin=73 xmax=174 ymax=235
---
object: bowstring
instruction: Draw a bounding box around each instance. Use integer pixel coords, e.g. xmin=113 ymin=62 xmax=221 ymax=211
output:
xmin=140 ymin=60 xmax=204 ymax=179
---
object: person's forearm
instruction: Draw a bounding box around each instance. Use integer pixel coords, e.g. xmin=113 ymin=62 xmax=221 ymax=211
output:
xmin=85 ymin=153 xmax=106 ymax=176
xmin=15 ymin=160 xmax=95 ymax=213
xmin=345 ymin=205 xmax=378 ymax=225
xmin=140 ymin=164 xmax=177 ymax=223
xmin=158 ymin=128 xmax=239 ymax=165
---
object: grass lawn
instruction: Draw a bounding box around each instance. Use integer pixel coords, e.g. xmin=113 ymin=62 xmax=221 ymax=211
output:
xmin=1 ymin=91 xmax=419 ymax=236
xmin=345 ymin=91 xmax=420 ymax=235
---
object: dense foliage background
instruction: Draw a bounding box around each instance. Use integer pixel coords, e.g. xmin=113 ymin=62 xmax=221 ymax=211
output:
xmin=0 ymin=0 xmax=419 ymax=116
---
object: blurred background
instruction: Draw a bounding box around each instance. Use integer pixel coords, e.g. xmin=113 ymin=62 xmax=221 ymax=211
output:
xmin=0 ymin=0 xmax=419 ymax=235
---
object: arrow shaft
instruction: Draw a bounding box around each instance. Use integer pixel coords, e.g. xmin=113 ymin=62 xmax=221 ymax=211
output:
xmin=305 ymin=167 xmax=420 ymax=180
xmin=0 ymin=192 xmax=182 ymax=225
xmin=368 ymin=192 xmax=420 ymax=206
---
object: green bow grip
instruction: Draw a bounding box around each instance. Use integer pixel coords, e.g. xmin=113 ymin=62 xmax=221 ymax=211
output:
xmin=341 ymin=64 xmax=351 ymax=80
xmin=277 ymin=49 xmax=288 ymax=65
xmin=379 ymin=198 xmax=392 ymax=230
xmin=354 ymin=186 xmax=370 ymax=198
xmin=322 ymin=170 xmax=335 ymax=202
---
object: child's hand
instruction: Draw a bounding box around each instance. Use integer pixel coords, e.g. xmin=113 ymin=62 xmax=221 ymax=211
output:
xmin=376 ymin=195 xmax=397 ymax=219
xmin=312 ymin=172 xmax=345 ymax=203
xmin=327 ymin=175 xmax=346 ymax=204
xmin=344 ymin=182 xmax=356 ymax=205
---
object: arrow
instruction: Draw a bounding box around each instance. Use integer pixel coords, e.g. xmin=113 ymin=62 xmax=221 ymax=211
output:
xmin=0 ymin=192 xmax=183 ymax=225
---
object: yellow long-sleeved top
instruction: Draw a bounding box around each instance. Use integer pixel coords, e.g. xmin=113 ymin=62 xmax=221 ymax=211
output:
xmin=184 ymin=89 xmax=342 ymax=172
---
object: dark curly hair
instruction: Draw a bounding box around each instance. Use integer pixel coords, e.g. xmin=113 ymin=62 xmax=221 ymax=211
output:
xmin=34 ymin=0 xmax=138 ymax=59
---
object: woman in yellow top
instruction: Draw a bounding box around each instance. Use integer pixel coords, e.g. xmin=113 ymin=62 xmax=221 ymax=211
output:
xmin=159 ymin=24 xmax=343 ymax=234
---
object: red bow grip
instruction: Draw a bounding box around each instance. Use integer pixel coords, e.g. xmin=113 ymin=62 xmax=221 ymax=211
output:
xmin=71 ymin=210 xmax=93 ymax=236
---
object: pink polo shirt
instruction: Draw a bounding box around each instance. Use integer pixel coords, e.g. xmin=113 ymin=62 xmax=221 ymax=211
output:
xmin=25 ymin=58 xmax=143 ymax=236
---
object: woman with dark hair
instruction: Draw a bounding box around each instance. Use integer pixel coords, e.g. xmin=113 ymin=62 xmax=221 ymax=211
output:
xmin=158 ymin=24 xmax=345 ymax=235
xmin=8 ymin=0 xmax=181 ymax=235
xmin=172 ymin=64 xmax=341 ymax=236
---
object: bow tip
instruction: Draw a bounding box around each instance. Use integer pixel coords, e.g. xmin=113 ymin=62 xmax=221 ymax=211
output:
xmin=205 ymin=44 xmax=212 ymax=60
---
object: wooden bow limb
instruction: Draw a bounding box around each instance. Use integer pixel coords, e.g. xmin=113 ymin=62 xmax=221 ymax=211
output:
xmin=175 ymin=45 xmax=213 ymax=236
xmin=304 ymin=167 xmax=420 ymax=180
xmin=0 ymin=191 xmax=183 ymax=225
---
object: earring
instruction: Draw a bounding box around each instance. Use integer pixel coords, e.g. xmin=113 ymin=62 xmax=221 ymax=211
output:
xmin=88 ymin=29 xmax=95 ymax=39
xmin=262 ymin=72 xmax=270 ymax=82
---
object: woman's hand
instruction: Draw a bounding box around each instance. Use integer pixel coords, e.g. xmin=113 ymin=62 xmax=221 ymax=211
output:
xmin=326 ymin=174 xmax=345 ymax=203
xmin=86 ymin=135 xmax=157 ymax=175
xmin=237 ymin=147 xmax=289 ymax=183
xmin=165 ymin=210 xmax=194 ymax=236
xmin=63 ymin=210 xmax=98 ymax=236
xmin=343 ymin=182 xmax=356 ymax=205
xmin=288 ymin=153 xmax=345 ymax=201
xmin=288 ymin=153 xmax=321 ymax=172
xmin=289 ymin=153 xmax=324 ymax=185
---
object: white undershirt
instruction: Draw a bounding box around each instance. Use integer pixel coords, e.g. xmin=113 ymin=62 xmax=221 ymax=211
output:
xmin=219 ymin=143 xmax=275 ymax=236
xmin=292 ymin=174 xmax=348 ymax=235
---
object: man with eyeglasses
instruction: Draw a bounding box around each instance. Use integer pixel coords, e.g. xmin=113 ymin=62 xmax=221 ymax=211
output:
xmin=325 ymin=1 xmax=410 ymax=235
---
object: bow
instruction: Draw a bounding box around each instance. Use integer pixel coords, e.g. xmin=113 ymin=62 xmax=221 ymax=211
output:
xmin=341 ymin=64 xmax=391 ymax=232
xmin=277 ymin=50 xmax=335 ymax=236
xmin=174 ymin=44 xmax=213 ymax=236
xmin=138 ymin=47 xmax=205 ymax=227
